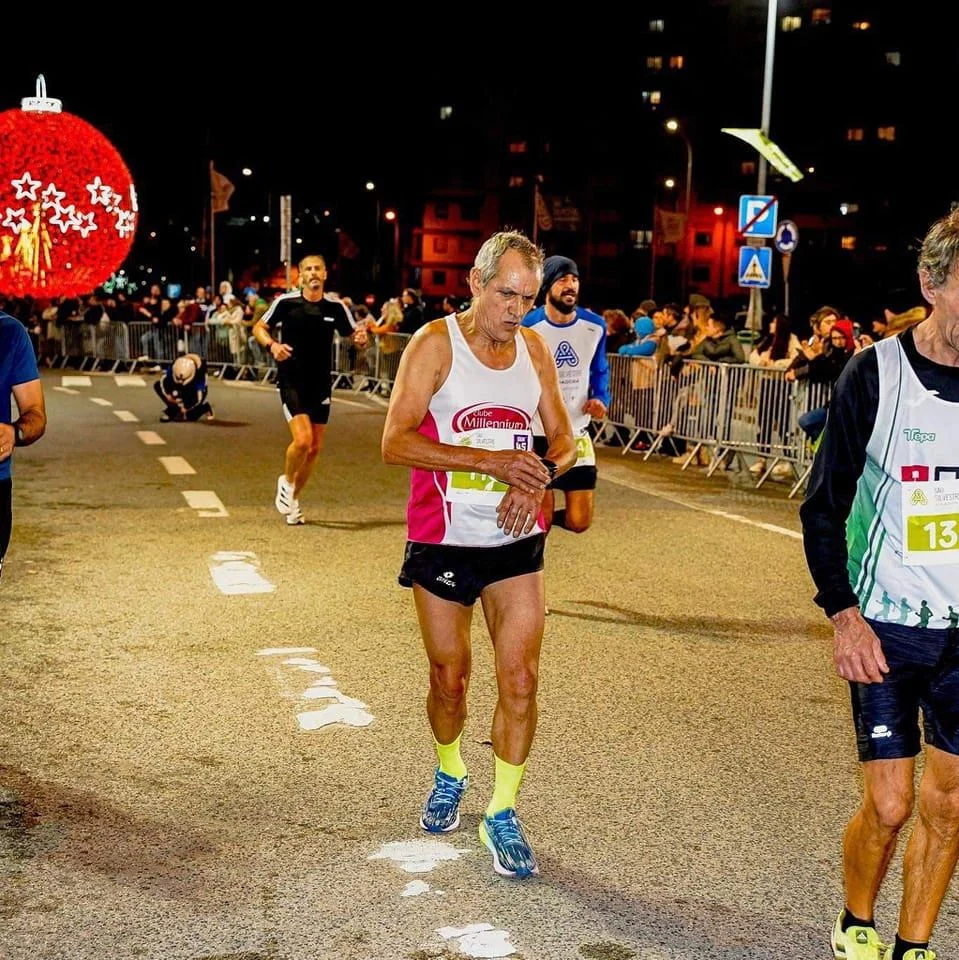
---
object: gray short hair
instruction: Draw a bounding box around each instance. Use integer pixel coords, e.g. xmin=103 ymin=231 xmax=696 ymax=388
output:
xmin=918 ymin=207 xmax=959 ymax=289
xmin=473 ymin=230 xmax=544 ymax=287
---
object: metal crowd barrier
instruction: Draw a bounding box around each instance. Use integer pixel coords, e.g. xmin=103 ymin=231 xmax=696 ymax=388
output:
xmin=602 ymin=355 xmax=832 ymax=497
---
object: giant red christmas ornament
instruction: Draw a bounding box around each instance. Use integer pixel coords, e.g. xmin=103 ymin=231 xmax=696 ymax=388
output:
xmin=0 ymin=76 xmax=137 ymax=298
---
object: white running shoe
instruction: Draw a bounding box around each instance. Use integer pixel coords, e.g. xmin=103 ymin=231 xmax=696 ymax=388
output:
xmin=286 ymin=501 xmax=304 ymax=525
xmin=275 ymin=474 xmax=294 ymax=515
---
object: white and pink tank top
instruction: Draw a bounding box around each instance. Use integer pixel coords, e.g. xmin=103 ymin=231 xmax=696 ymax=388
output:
xmin=408 ymin=315 xmax=543 ymax=547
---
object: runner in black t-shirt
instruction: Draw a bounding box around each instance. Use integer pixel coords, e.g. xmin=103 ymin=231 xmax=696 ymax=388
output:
xmin=252 ymin=254 xmax=368 ymax=525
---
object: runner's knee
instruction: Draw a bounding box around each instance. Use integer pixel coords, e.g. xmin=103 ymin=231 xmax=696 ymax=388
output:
xmin=865 ymin=785 xmax=914 ymax=833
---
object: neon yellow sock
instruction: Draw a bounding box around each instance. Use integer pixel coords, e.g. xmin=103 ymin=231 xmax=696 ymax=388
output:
xmin=434 ymin=733 xmax=467 ymax=780
xmin=486 ymin=754 xmax=527 ymax=815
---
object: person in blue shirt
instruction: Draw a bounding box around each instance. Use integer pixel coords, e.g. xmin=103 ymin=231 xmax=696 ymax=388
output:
xmin=0 ymin=312 xmax=47 ymax=581
xmin=522 ymin=256 xmax=610 ymax=534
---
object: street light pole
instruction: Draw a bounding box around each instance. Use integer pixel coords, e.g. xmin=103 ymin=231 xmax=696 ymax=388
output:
xmin=666 ymin=120 xmax=694 ymax=304
xmin=748 ymin=0 xmax=778 ymax=335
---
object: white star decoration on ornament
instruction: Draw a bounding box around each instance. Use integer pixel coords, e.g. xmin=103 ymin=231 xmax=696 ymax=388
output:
xmin=75 ymin=211 xmax=97 ymax=238
xmin=49 ymin=203 xmax=82 ymax=234
xmin=2 ymin=207 xmax=30 ymax=235
xmin=85 ymin=176 xmax=114 ymax=207
xmin=114 ymin=209 xmax=135 ymax=238
xmin=41 ymin=183 xmax=66 ymax=210
xmin=11 ymin=171 xmax=42 ymax=201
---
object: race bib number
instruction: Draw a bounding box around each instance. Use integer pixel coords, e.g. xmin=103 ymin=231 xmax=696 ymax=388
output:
xmin=447 ymin=428 xmax=531 ymax=504
xmin=901 ymin=480 xmax=959 ymax=566
xmin=575 ymin=434 xmax=596 ymax=467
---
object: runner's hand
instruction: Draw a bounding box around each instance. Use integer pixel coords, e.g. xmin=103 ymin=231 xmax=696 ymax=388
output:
xmin=496 ymin=486 xmax=544 ymax=538
xmin=270 ymin=342 xmax=293 ymax=361
xmin=583 ymin=398 xmax=607 ymax=419
xmin=484 ymin=450 xmax=550 ymax=494
xmin=0 ymin=423 xmax=14 ymax=463
xmin=832 ymin=607 xmax=889 ymax=683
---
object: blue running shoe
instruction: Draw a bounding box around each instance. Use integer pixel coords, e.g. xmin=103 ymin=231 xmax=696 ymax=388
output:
xmin=420 ymin=769 xmax=468 ymax=833
xmin=479 ymin=808 xmax=539 ymax=877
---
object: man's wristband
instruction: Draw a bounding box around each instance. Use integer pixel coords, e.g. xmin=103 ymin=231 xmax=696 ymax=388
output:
xmin=13 ymin=423 xmax=25 ymax=446
xmin=540 ymin=458 xmax=558 ymax=481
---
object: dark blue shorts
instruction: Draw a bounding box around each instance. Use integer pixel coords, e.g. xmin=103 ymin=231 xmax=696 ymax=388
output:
xmin=851 ymin=619 xmax=959 ymax=761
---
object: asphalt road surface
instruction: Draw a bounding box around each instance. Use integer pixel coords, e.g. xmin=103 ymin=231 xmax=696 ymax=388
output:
xmin=2 ymin=371 xmax=956 ymax=960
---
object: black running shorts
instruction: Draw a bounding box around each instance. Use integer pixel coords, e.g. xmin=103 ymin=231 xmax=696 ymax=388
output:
xmin=533 ymin=436 xmax=597 ymax=492
xmin=398 ymin=534 xmax=545 ymax=606
xmin=280 ymin=382 xmax=331 ymax=425
xmin=851 ymin=619 xmax=959 ymax=761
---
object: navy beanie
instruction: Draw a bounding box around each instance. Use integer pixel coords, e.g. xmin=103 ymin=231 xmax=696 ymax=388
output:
xmin=542 ymin=255 xmax=579 ymax=293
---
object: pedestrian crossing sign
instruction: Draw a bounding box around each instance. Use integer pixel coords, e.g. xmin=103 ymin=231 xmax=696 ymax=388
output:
xmin=738 ymin=246 xmax=772 ymax=288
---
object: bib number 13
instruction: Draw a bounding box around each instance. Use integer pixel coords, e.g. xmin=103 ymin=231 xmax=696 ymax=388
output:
xmin=908 ymin=514 xmax=959 ymax=552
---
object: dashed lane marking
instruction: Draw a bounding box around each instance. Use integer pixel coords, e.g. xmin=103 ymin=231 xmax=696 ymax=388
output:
xmin=113 ymin=410 xmax=140 ymax=422
xmin=181 ymin=490 xmax=228 ymax=518
xmin=136 ymin=431 xmax=165 ymax=445
xmin=208 ymin=551 xmax=275 ymax=595
xmin=159 ymin=456 xmax=196 ymax=475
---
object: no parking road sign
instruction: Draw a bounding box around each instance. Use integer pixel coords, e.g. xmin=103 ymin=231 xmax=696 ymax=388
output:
xmin=738 ymin=195 xmax=778 ymax=238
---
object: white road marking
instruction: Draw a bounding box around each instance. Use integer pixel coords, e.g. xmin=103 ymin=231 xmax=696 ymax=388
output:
xmin=401 ymin=880 xmax=430 ymax=897
xmin=282 ymin=657 xmax=326 ymax=667
xmin=52 ymin=386 xmax=79 ymax=395
xmin=115 ymin=375 xmax=146 ymax=387
xmin=369 ymin=839 xmax=470 ymax=874
xmin=601 ymin=464 xmax=803 ymax=540
xmin=296 ymin=705 xmax=374 ymax=730
xmin=113 ymin=410 xmax=140 ymax=422
xmin=136 ymin=431 xmax=165 ymax=445
xmin=159 ymin=456 xmax=196 ymax=475
xmin=208 ymin=551 xmax=275 ymax=595
xmin=61 ymin=375 xmax=91 ymax=387
xmin=295 ymin=663 xmax=332 ymax=674
xmin=90 ymin=397 xmax=113 ymax=406
xmin=437 ymin=925 xmax=516 ymax=959
xmin=182 ymin=490 xmax=228 ymax=518
xmin=256 ymin=647 xmax=317 ymax=657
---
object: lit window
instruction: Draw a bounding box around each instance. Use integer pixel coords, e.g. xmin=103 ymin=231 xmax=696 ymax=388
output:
xmin=839 ymin=202 xmax=860 ymax=215
xmin=741 ymin=161 xmax=756 ymax=176
xmin=649 ymin=19 xmax=664 ymax=32
xmin=846 ymin=127 xmax=864 ymax=142
xmin=649 ymin=91 xmax=662 ymax=105
xmin=811 ymin=7 xmax=831 ymax=24
xmin=509 ymin=175 xmax=525 ymax=188
xmin=508 ymin=141 xmax=527 ymax=154
xmin=878 ymin=126 xmax=896 ymax=141
xmin=669 ymin=55 xmax=684 ymax=69
xmin=646 ymin=56 xmax=663 ymax=70
xmin=885 ymin=51 xmax=901 ymax=66
xmin=853 ymin=21 xmax=871 ymax=30
xmin=782 ymin=16 xmax=801 ymax=31
xmin=440 ymin=106 xmax=453 ymax=120
xmin=841 ymin=236 xmax=857 ymax=250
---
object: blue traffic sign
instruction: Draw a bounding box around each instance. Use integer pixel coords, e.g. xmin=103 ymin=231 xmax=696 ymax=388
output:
xmin=738 ymin=195 xmax=779 ymax=238
xmin=738 ymin=246 xmax=772 ymax=288
xmin=774 ymin=219 xmax=799 ymax=254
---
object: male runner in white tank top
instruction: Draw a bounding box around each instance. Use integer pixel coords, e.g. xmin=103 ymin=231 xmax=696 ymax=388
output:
xmin=382 ymin=231 xmax=575 ymax=877
xmin=802 ymin=206 xmax=959 ymax=960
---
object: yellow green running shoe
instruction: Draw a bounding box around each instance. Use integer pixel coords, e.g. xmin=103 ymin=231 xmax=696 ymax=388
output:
xmin=831 ymin=911 xmax=885 ymax=960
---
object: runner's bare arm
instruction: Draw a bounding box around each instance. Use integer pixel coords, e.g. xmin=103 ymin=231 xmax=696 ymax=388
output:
xmin=382 ymin=322 xmax=550 ymax=493
xmin=523 ymin=328 xmax=576 ymax=476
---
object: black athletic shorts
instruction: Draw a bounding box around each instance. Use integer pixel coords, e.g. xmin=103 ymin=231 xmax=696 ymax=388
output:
xmin=398 ymin=533 xmax=545 ymax=606
xmin=851 ymin=619 xmax=959 ymax=761
xmin=280 ymin=381 xmax=331 ymax=425
xmin=533 ymin=436 xmax=597 ymax=492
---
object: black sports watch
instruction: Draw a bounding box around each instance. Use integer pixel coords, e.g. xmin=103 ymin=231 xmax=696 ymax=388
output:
xmin=540 ymin=458 xmax=558 ymax=482
xmin=14 ymin=424 xmax=24 ymax=446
